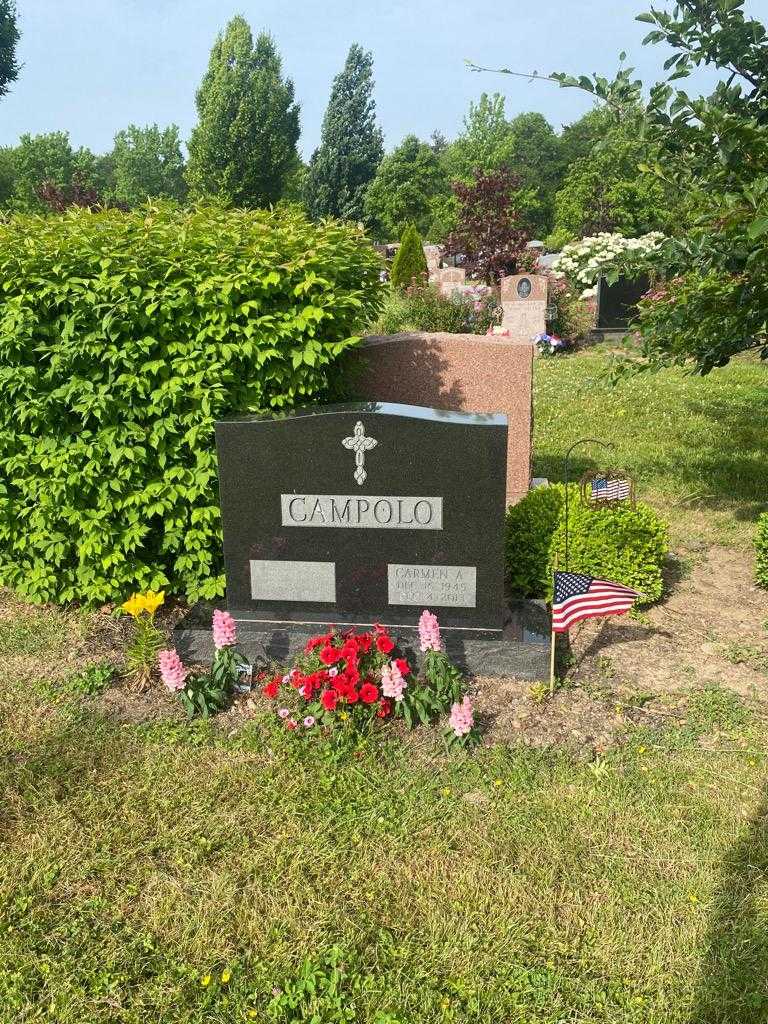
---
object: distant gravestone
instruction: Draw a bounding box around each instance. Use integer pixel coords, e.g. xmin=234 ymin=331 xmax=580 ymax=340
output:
xmin=500 ymin=273 xmax=547 ymax=340
xmin=214 ymin=402 xmax=508 ymax=636
xmin=597 ymin=275 xmax=650 ymax=330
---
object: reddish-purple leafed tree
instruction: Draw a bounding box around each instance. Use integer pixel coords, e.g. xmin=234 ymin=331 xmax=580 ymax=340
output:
xmin=36 ymin=172 xmax=103 ymax=213
xmin=444 ymin=168 xmax=530 ymax=284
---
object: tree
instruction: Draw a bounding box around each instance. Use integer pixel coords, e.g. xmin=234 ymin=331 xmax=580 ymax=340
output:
xmin=108 ymin=124 xmax=186 ymax=207
xmin=187 ymin=17 xmax=300 ymax=207
xmin=0 ymin=146 xmax=15 ymax=205
xmin=506 ymin=113 xmax=563 ymax=236
xmin=390 ymin=223 xmax=428 ymax=290
xmin=304 ymin=44 xmax=383 ymax=222
xmin=11 ymin=132 xmax=102 ymax=212
xmin=552 ymin=118 xmax=673 ymax=240
xmin=443 ymin=169 xmax=529 ymax=283
xmin=441 ymin=93 xmax=514 ymax=182
xmin=364 ymin=135 xmax=449 ymax=240
xmin=0 ymin=0 xmax=19 ymax=100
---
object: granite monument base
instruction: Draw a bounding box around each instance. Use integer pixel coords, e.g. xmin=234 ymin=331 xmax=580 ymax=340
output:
xmin=174 ymin=599 xmax=550 ymax=680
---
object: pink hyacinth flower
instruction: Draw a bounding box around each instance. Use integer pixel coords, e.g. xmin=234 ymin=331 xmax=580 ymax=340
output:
xmin=158 ymin=649 xmax=188 ymax=692
xmin=212 ymin=609 xmax=237 ymax=649
xmin=381 ymin=661 xmax=407 ymax=702
xmin=449 ymin=696 xmax=474 ymax=738
xmin=418 ymin=610 xmax=443 ymax=653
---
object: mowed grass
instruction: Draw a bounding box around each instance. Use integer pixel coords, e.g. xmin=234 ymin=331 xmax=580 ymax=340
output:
xmin=2 ymin=350 xmax=768 ymax=1021
xmin=533 ymin=348 xmax=768 ymax=547
xmin=2 ymin=608 xmax=768 ymax=1023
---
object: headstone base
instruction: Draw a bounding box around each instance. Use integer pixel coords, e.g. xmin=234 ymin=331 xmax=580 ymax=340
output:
xmin=174 ymin=600 xmax=550 ymax=681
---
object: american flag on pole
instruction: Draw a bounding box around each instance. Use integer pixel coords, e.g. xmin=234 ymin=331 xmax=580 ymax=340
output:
xmin=552 ymin=572 xmax=640 ymax=633
xmin=591 ymin=477 xmax=631 ymax=502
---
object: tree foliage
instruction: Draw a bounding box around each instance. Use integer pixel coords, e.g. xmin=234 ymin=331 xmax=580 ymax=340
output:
xmin=390 ymin=223 xmax=429 ymax=290
xmin=305 ymin=44 xmax=383 ymax=222
xmin=553 ymin=2 xmax=768 ymax=371
xmin=0 ymin=204 xmax=383 ymax=604
xmin=108 ymin=124 xmax=187 ymax=207
xmin=364 ymin=135 xmax=449 ymax=240
xmin=187 ymin=17 xmax=300 ymax=207
xmin=442 ymin=93 xmax=515 ymax=181
xmin=0 ymin=0 xmax=19 ymax=99
xmin=444 ymin=169 xmax=530 ymax=283
xmin=9 ymin=132 xmax=102 ymax=212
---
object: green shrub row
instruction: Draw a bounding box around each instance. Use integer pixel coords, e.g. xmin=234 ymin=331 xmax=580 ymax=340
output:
xmin=756 ymin=513 xmax=768 ymax=588
xmin=505 ymin=483 xmax=668 ymax=603
xmin=0 ymin=203 xmax=384 ymax=604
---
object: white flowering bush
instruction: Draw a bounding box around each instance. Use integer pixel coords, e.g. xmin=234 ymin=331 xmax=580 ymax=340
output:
xmin=551 ymin=232 xmax=664 ymax=298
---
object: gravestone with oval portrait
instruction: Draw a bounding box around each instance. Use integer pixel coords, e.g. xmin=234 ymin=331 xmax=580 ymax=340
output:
xmin=500 ymin=273 xmax=547 ymax=341
xmin=214 ymin=402 xmax=508 ymax=637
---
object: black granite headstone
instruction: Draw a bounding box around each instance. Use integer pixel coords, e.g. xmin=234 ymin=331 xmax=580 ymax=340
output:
xmin=597 ymin=274 xmax=650 ymax=330
xmin=214 ymin=402 xmax=508 ymax=637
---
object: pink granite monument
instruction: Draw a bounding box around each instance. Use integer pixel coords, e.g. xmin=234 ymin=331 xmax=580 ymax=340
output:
xmin=352 ymin=332 xmax=533 ymax=507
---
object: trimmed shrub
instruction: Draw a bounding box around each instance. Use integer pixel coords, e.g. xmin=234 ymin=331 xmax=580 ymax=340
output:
xmin=370 ymin=283 xmax=501 ymax=336
xmin=506 ymin=484 xmax=668 ymax=603
xmin=0 ymin=203 xmax=384 ymax=604
xmin=390 ymin=223 xmax=428 ymax=290
xmin=756 ymin=513 xmax=768 ymax=588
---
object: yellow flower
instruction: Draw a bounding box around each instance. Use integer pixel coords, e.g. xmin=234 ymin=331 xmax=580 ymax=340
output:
xmin=248 ymin=1012 xmax=258 ymax=1020
xmin=339 ymin=712 xmax=349 ymax=721
xmin=221 ymin=968 xmax=231 ymax=984
xmin=201 ymin=974 xmax=211 ymax=987
xmin=493 ymin=779 xmax=503 ymax=788
xmin=142 ymin=590 xmax=165 ymax=618
xmin=441 ymin=787 xmax=452 ymax=797
xmin=121 ymin=593 xmax=145 ymax=618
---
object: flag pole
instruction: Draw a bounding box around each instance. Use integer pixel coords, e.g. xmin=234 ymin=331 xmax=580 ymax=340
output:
xmin=550 ymin=553 xmax=558 ymax=696
xmin=563 ymin=438 xmax=615 ymax=571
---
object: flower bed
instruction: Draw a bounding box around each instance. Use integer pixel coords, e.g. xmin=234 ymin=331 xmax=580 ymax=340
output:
xmin=151 ymin=604 xmax=479 ymax=748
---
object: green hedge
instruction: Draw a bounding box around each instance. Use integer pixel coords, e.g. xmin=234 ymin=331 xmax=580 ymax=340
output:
xmin=0 ymin=203 xmax=383 ymax=604
xmin=390 ymin=223 xmax=428 ymax=290
xmin=756 ymin=513 xmax=768 ymax=588
xmin=505 ymin=484 xmax=668 ymax=603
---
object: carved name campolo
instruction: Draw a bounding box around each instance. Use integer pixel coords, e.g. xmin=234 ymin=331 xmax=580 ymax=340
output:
xmin=215 ymin=402 xmax=508 ymax=633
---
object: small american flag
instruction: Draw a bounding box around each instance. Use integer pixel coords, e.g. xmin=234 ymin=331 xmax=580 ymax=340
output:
xmin=591 ymin=477 xmax=631 ymax=502
xmin=552 ymin=572 xmax=639 ymax=633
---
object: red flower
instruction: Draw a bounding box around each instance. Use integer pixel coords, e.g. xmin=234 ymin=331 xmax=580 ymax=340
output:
xmin=376 ymin=634 xmax=394 ymax=654
xmin=356 ymin=633 xmax=373 ymax=653
xmin=301 ymin=680 xmax=313 ymax=700
xmin=395 ymin=658 xmax=411 ymax=676
xmin=346 ymin=687 xmax=360 ymax=704
xmin=321 ymin=689 xmax=338 ymax=711
xmin=285 ymin=719 xmax=297 ymax=731
xmin=341 ymin=639 xmax=358 ymax=661
xmin=360 ymin=682 xmax=379 ymax=704
xmin=377 ymin=698 xmax=393 ymax=718
xmin=262 ymin=678 xmax=280 ymax=699
xmin=319 ymin=645 xmax=342 ymax=666
xmin=305 ymin=633 xmax=329 ymax=653
xmin=346 ymin=663 xmax=360 ymax=686
xmin=332 ymin=673 xmax=351 ymax=695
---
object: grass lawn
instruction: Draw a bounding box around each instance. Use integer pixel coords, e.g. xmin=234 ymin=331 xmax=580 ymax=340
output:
xmin=2 ymin=349 xmax=768 ymax=1023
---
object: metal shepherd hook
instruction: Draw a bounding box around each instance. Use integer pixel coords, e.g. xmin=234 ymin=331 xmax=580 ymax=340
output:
xmin=563 ymin=438 xmax=615 ymax=571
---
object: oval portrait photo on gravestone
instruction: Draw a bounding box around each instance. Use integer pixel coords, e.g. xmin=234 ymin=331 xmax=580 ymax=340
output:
xmin=517 ymin=277 xmax=532 ymax=299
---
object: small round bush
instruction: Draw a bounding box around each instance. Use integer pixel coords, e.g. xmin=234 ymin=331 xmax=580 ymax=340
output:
xmin=506 ymin=483 xmax=668 ymax=603
xmin=756 ymin=513 xmax=768 ymax=588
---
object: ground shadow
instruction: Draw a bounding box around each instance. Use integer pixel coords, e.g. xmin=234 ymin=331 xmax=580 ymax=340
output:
xmin=688 ymin=789 xmax=768 ymax=1022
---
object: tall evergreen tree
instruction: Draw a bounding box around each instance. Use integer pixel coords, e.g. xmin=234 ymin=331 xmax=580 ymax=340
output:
xmin=0 ymin=0 xmax=20 ymax=99
xmin=187 ymin=17 xmax=300 ymax=207
xmin=305 ymin=44 xmax=383 ymax=221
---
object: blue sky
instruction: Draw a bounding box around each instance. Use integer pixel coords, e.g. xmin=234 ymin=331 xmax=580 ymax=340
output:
xmin=0 ymin=1 xmax=757 ymax=157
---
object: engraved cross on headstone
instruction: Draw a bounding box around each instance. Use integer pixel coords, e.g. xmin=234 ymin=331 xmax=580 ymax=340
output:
xmin=341 ymin=420 xmax=378 ymax=486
